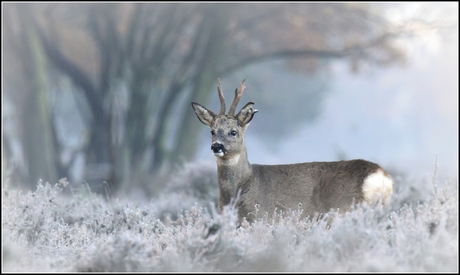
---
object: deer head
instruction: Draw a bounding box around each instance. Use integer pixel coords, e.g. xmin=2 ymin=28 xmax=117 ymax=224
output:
xmin=191 ymin=79 xmax=258 ymax=159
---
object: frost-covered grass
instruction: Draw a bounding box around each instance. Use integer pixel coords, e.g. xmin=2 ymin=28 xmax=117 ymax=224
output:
xmin=2 ymin=162 xmax=458 ymax=272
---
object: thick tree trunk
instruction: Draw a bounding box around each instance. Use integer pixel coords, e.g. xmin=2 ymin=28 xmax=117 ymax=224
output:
xmin=21 ymin=13 xmax=58 ymax=188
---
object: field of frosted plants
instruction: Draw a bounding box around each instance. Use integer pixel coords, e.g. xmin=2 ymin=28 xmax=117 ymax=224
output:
xmin=2 ymin=161 xmax=458 ymax=272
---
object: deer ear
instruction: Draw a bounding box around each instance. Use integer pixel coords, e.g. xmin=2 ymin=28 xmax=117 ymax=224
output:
xmin=236 ymin=102 xmax=258 ymax=126
xmin=191 ymin=102 xmax=216 ymax=127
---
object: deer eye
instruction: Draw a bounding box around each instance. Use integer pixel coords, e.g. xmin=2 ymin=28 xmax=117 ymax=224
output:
xmin=211 ymin=130 xmax=216 ymax=136
xmin=230 ymin=130 xmax=237 ymax=136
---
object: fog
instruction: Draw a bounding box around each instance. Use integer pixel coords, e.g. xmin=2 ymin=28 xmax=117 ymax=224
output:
xmin=197 ymin=3 xmax=458 ymax=182
xmin=2 ymin=2 xmax=458 ymax=190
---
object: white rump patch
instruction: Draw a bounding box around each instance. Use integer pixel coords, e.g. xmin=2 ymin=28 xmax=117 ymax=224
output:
xmin=362 ymin=169 xmax=393 ymax=206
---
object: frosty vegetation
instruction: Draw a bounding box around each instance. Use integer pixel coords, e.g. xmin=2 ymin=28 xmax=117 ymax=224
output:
xmin=2 ymin=161 xmax=458 ymax=272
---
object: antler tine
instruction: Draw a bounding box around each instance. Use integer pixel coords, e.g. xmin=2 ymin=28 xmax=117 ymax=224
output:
xmin=228 ymin=79 xmax=246 ymax=117
xmin=217 ymin=79 xmax=226 ymax=115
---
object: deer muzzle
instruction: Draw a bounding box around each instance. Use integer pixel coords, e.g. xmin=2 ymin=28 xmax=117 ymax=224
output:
xmin=211 ymin=143 xmax=225 ymax=157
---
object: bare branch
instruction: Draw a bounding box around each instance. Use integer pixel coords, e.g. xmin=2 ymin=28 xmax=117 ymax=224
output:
xmin=36 ymin=26 xmax=104 ymax=120
xmin=219 ymin=49 xmax=347 ymax=77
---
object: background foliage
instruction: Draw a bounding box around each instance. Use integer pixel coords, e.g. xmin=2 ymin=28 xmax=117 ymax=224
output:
xmin=3 ymin=3 xmax=413 ymax=193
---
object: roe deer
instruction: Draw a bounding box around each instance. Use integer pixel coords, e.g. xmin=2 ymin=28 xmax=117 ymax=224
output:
xmin=192 ymin=79 xmax=393 ymax=224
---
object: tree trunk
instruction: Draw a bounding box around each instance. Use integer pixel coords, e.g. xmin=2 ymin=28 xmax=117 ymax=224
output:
xmin=169 ymin=5 xmax=231 ymax=166
xmin=21 ymin=12 xmax=58 ymax=188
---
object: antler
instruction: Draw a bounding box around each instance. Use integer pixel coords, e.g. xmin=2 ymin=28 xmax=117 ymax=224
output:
xmin=227 ymin=79 xmax=246 ymax=117
xmin=217 ymin=79 xmax=226 ymax=115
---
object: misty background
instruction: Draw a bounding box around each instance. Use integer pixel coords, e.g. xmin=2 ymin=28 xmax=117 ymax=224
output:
xmin=2 ymin=2 xmax=458 ymax=195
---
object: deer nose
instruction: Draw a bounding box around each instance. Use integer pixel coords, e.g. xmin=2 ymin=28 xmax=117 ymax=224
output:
xmin=211 ymin=143 xmax=225 ymax=154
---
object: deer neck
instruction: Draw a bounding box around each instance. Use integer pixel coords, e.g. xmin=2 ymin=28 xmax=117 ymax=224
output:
xmin=215 ymin=148 xmax=252 ymax=209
